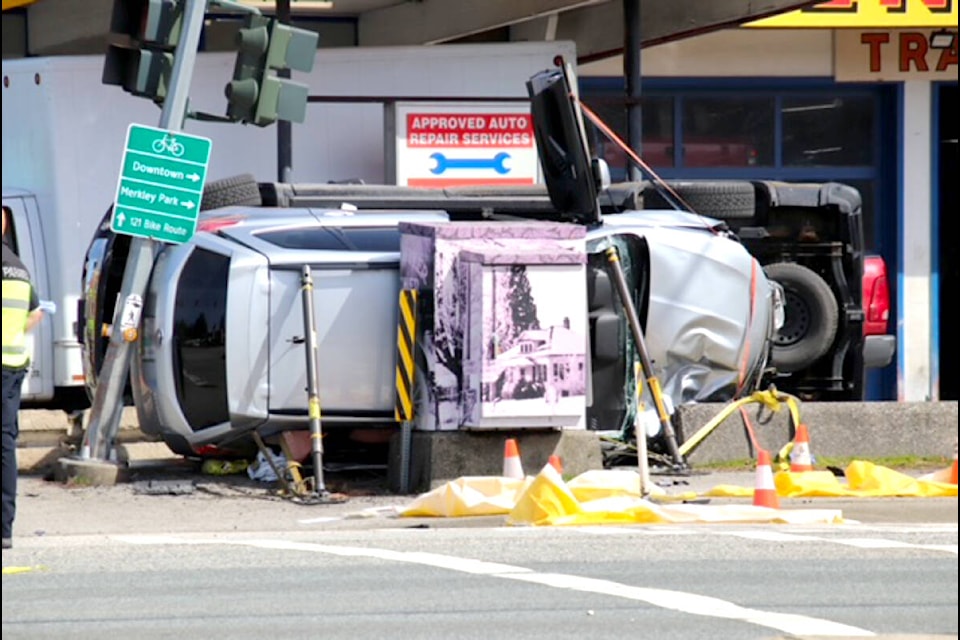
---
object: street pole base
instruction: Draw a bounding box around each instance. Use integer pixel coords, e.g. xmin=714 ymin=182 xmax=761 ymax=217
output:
xmin=57 ymin=456 xmax=124 ymax=487
xmin=649 ymin=461 xmax=693 ymax=477
xmin=294 ymin=490 xmax=349 ymax=506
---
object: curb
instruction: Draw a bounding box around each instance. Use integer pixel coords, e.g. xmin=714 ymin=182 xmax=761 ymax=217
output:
xmin=17 ymin=408 xmax=179 ymax=475
xmin=17 ymin=401 xmax=960 ymax=478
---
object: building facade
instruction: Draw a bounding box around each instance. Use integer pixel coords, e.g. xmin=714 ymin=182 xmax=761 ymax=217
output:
xmin=580 ymin=3 xmax=958 ymax=402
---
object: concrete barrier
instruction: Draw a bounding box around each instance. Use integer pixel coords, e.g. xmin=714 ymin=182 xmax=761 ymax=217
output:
xmin=18 ymin=401 xmax=958 ymax=483
xmin=388 ymin=429 xmax=603 ymax=494
xmin=674 ymin=401 xmax=958 ymax=464
xmin=17 ymin=407 xmax=177 ymax=475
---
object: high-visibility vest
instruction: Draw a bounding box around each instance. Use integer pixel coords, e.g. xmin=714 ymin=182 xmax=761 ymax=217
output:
xmin=2 ymin=279 xmax=32 ymax=369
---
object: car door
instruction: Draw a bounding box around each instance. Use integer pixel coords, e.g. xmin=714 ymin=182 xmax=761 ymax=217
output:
xmin=262 ymin=226 xmax=403 ymax=418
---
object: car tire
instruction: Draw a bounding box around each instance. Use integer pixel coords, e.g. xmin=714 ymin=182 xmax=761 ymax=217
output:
xmin=764 ymin=262 xmax=839 ymax=373
xmin=200 ymin=174 xmax=262 ymax=211
xmin=643 ymin=181 xmax=755 ymax=219
xmin=161 ymin=433 xmax=197 ymax=458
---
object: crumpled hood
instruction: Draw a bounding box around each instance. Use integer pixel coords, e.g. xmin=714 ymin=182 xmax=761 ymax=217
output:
xmin=639 ymin=224 xmax=775 ymax=406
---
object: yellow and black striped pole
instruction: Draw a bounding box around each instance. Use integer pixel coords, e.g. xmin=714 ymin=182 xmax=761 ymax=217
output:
xmin=394 ymin=288 xmax=418 ymax=423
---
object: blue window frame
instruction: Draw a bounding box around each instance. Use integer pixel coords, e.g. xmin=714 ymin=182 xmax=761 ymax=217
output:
xmin=580 ymin=78 xmax=894 ymax=252
xmin=580 ymin=77 xmax=899 ymax=400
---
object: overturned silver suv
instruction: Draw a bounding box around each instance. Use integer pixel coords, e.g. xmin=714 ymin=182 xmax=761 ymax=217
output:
xmin=79 ymin=65 xmax=882 ymax=461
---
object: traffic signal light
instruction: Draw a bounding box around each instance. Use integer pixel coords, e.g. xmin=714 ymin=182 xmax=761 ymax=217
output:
xmin=103 ymin=48 xmax=174 ymax=100
xmin=224 ymin=14 xmax=271 ymax=124
xmin=224 ymin=16 xmax=318 ymax=127
xmin=102 ymin=0 xmax=183 ymax=102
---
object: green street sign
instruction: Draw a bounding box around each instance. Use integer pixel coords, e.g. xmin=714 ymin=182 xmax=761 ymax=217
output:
xmin=111 ymin=124 xmax=212 ymax=244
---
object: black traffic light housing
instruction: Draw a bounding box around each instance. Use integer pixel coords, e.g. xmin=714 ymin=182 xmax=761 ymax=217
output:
xmin=102 ymin=0 xmax=183 ymax=102
xmin=225 ymin=15 xmax=318 ymax=127
xmin=224 ymin=14 xmax=271 ymax=124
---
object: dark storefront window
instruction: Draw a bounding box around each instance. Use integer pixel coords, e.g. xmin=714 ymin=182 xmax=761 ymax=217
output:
xmin=580 ymin=84 xmax=882 ymax=251
xmin=681 ymin=97 xmax=774 ymax=167
xmin=581 ymin=79 xmax=892 ymax=400
xmin=583 ymin=95 xmax=675 ymax=170
xmin=782 ymin=96 xmax=875 ymax=166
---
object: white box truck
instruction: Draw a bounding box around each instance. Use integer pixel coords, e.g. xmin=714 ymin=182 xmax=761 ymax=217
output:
xmin=1 ymin=41 xmax=576 ymax=411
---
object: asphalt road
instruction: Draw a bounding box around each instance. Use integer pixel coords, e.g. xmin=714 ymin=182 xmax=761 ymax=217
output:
xmin=3 ymin=465 xmax=956 ymax=639
xmin=4 ymin=463 xmax=958 ymax=539
xmin=2 ymin=518 xmax=956 ymax=639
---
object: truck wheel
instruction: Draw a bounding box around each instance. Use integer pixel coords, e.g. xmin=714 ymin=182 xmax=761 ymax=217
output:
xmin=764 ymin=262 xmax=839 ymax=373
xmin=643 ymin=181 xmax=755 ymax=219
xmin=200 ymin=174 xmax=262 ymax=211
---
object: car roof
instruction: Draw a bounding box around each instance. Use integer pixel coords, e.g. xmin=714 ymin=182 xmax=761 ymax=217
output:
xmin=198 ymin=207 xmax=451 ymax=262
xmin=199 ymin=206 xmax=450 ymax=227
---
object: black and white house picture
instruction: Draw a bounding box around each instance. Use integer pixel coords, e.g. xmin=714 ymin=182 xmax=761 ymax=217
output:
xmin=400 ymin=220 xmax=587 ymax=431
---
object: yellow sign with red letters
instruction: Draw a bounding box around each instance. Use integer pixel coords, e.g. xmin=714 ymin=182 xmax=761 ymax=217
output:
xmin=747 ymin=0 xmax=957 ymax=28
xmin=835 ymin=29 xmax=959 ymax=80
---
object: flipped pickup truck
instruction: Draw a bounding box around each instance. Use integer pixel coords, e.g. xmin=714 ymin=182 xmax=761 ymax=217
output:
xmin=77 ymin=65 xmax=895 ymax=459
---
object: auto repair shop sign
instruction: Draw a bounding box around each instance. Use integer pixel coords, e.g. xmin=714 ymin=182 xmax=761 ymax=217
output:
xmin=392 ymin=102 xmax=539 ymax=187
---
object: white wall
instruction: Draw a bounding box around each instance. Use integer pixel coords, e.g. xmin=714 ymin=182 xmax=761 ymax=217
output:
xmin=580 ymin=29 xmax=833 ymax=77
xmin=900 ymin=80 xmax=934 ymax=401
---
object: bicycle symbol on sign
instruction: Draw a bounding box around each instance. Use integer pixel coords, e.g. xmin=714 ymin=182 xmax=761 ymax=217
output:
xmin=152 ymin=133 xmax=185 ymax=158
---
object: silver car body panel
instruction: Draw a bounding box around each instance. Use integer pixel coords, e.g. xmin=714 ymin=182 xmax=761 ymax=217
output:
xmin=135 ymin=208 xmax=450 ymax=447
xmin=133 ymin=205 xmax=776 ymax=450
xmin=586 ymin=211 xmax=777 ymax=406
xmin=134 ymin=231 xmax=272 ymax=444
xmin=267 ymin=263 xmax=402 ymax=414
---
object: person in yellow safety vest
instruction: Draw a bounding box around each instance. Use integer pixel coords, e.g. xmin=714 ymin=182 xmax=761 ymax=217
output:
xmin=2 ymin=205 xmax=44 ymax=551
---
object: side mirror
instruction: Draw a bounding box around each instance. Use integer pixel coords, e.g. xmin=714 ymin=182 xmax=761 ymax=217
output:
xmin=592 ymin=158 xmax=611 ymax=191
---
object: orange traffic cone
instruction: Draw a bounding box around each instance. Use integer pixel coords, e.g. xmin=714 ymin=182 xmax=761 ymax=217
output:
xmin=548 ymin=454 xmax=563 ymax=474
xmin=950 ymin=453 xmax=958 ymax=485
xmin=753 ymin=449 xmax=780 ymax=509
xmin=503 ymin=438 xmax=524 ymax=479
xmin=789 ymin=423 xmax=814 ymax=472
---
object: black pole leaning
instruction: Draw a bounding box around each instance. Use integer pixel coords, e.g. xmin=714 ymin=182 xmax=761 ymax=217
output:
xmin=604 ymin=246 xmax=686 ymax=469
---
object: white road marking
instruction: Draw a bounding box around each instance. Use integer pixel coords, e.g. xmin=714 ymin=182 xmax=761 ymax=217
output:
xmin=113 ymin=534 xmax=875 ymax=637
xmin=569 ymin=525 xmax=958 ymax=554
xmin=707 ymin=530 xmax=957 ymax=555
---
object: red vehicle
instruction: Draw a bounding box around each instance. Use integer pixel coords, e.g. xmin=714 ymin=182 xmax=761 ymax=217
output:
xmin=602 ymin=138 xmax=758 ymax=169
xmin=862 ymin=254 xmax=894 ymax=366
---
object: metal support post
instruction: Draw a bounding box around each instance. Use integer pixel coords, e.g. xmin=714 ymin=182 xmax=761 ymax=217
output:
xmin=634 ymin=365 xmax=652 ymax=497
xmin=300 ymin=265 xmax=328 ymax=497
xmin=624 ymin=0 xmax=643 ymax=182
xmin=394 ymin=289 xmax=419 ymax=494
xmin=80 ymin=0 xmax=208 ymax=462
xmin=276 ymin=0 xmax=294 ymax=182
xmin=297 ymin=265 xmax=346 ymax=504
xmin=604 ymin=246 xmax=686 ymax=470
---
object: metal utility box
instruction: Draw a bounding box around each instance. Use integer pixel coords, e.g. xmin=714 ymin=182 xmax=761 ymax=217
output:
xmin=399 ymin=221 xmax=587 ymax=432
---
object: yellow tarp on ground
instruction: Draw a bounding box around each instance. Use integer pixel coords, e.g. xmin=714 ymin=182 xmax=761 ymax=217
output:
xmin=399 ymin=476 xmax=532 ymax=517
xmin=399 ymin=460 xmax=956 ymax=524
xmin=705 ymin=461 xmax=957 ymax=499
xmin=400 ymin=466 xmax=843 ymax=525
xmin=773 ymin=461 xmax=957 ymax=498
xmin=505 ymin=466 xmax=844 ymax=526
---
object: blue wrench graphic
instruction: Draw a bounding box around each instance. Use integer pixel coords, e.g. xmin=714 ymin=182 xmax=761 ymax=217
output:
xmin=430 ymin=152 xmax=511 ymax=175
